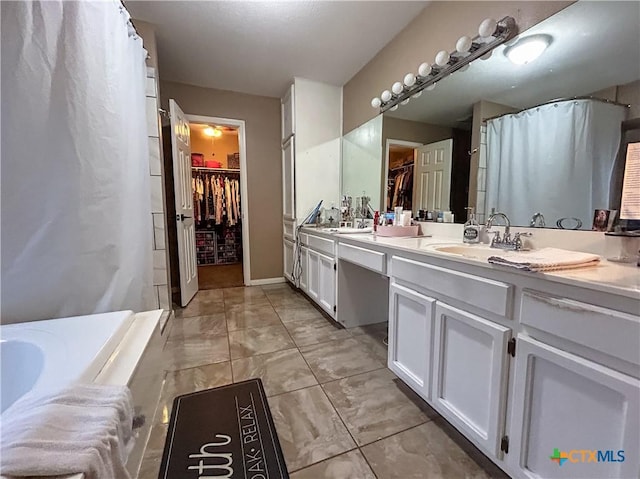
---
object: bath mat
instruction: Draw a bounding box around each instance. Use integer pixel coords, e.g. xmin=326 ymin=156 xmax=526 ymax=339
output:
xmin=157 ymin=379 xmax=289 ymax=479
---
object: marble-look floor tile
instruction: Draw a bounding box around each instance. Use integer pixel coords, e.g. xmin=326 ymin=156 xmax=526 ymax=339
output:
xmin=261 ymin=283 xmax=294 ymax=293
xmin=168 ymin=313 xmax=227 ymax=340
xmin=267 ymin=292 xmax=311 ymax=309
xmin=231 ymin=348 xmax=317 ymax=396
xmin=228 ymin=324 xmax=295 ymax=359
xmin=193 ymin=289 xmax=224 ymax=302
xmin=362 ymin=421 xmax=498 ymax=479
xmin=352 ymin=332 xmax=388 ymax=365
xmin=290 ymin=450 xmax=375 ymax=479
xmin=136 ymin=423 xmax=168 ymax=479
xmin=269 ymin=386 xmax=356 ymax=472
xmin=300 ymin=337 xmax=385 ymax=383
xmin=275 ymin=305 xmax=325 ymax=324
xmin=156 ymin=362 xmax=233 ymax=424
xmin=223 ymin=286 xmax=267 ymax=304
xmin=163 ymin=335 xmax=229 ymax=371
xmin=175 ymin=299 xmax=225 ymax=318
xmin=349 ymin=321 xmax=388 ymax=339
xmin=322 ymin=368 xmax=429 ymax=446
xmin=284 ymin=317 xmax=351 ymax=347
xmin=225 ymin=301 xmax=282 ymax=331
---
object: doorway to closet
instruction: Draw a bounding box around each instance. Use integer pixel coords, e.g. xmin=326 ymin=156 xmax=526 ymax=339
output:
xmin=165 ymin=100 xmax=250 ymax=307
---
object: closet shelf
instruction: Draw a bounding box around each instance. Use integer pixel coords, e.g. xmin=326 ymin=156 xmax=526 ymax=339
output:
xmin=193 ymin=167 xmax=240 ymax=173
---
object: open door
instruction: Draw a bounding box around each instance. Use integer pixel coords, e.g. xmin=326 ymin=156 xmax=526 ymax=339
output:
xmin=413 ymin=139 xmax=453 ymax=212
xmin=169 ymin=99 xmax=198 ymax=306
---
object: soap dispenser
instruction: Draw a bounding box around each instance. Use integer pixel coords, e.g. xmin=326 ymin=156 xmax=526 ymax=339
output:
xmin=463 ymin=207 xmax=481 ymax=244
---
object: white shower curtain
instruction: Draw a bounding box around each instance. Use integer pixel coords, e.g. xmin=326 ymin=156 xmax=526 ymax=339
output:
xmin=1 ymin=1 xmax=154 ymax=322
xmin=485 ymin=100 xmax=627 ymax=228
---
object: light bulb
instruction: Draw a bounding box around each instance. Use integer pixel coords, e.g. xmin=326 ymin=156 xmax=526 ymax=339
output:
xmin=426 ymin=83 xmax=436 ymax=91
xmin=403 ymin=73 xmax=416 ymax=87
xmin=417 ymin=62 xmax=432 ymax=77
xmin=479 ymin=18 xmax=497 ymax=38
xmin=412 ymin=91 xmax=423 ymax=99
xmin=456 ymin=36 xmax=473 ymax=53
xmin=212 ymin=128 xmax=222 ymax=138
xmin=480 ymin=50 xmax=493 ymax=61
xmin=435 ymin=50 xmax=450 ymax=67
xmin=204 ymin=126 xmax=216 ymax=137
xmin=381 ymin=90 xmax=392 ymax=102
xmin=371 ymin=97 xmax=382 ymax=108
xmin=401 ymin=98 xmax=410 ymax=105
xmin=505 ymin=35 xmax=551 ymax=65
xmin=458 ymin=64 xmax=470 ymax=72
xmin=392 ymin=81 xmax=404 ymax=95
xmin=390 ymin=105 xmax=399 ymax=111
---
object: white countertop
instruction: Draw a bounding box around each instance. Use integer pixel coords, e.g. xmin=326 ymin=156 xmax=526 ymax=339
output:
xmin=301 ymin=227 xmax=640 ymax=300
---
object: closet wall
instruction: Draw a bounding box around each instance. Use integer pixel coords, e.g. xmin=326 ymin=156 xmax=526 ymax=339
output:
xmin=160 ymin=80 xmax=283 ymax=281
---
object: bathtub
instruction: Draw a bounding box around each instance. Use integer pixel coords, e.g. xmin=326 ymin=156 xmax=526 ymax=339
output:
xmin=0 ymin=308 xmax=167 ymax=478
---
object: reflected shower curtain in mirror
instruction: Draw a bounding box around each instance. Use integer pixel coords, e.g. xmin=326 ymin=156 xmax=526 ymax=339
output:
xmin=485 ymin=99 xmax=627 ymax=229
xmin=1 ymin=1 xmax=154 ymax=321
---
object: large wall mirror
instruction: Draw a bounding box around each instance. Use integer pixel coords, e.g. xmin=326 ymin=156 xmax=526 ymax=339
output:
xmin=381 ymin=0 xmax=639 ymax=230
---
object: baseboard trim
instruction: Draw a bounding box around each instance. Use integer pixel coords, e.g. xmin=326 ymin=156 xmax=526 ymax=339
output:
xmin=249 ymin=277 xmax=286 ymax=286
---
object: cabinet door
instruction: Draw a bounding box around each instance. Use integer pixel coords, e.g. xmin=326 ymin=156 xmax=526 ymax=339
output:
xmin=307 ymin=250 xmax=320 ymax=301
xmin=508 ymin=335 xmax=640 ymax=479
xmin=388 ymin=283 xmax=435 ymax=402
xmin=282 ymin=137 xmax=295 ymax=220
xmin=281 ymin=84 xmax=294 ymax=141
xmin=299 ymin=246 xmax=308 ymax=293
xmin=283 ymin=238 xmax=294 ymax=283
xmin=317 ymin=252 xmax=336 ymax=317
xmin=432 ymin=302 xmax=511 ymax=457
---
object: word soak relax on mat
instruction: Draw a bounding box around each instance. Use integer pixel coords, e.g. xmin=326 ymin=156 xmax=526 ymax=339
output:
xmin=158 ymin=379 xmax=289 ymax=479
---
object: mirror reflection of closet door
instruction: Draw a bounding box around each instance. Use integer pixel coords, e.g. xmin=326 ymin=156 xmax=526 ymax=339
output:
xmin=413 ymin=139 xmax=453 ymax=213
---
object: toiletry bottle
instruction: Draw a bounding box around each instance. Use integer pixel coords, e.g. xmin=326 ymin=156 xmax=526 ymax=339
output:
xmin=463 ymin=207 xmax=481 ymax=243
xmin=373 ymin=211 xmax=379 ymax=232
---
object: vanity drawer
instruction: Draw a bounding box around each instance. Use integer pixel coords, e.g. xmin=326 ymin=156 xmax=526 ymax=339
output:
xmin=283 ymin=218 xmax=296 ymax=240
xmin=520 ymin=290 xmax=640 ymax=365
xmin=338 ymin=243 xmax=386 ymax=274
xmin=307 ymin=234 xmax=335 ymax=256
xmin=391 ymin=256 xmax=513 ymax=318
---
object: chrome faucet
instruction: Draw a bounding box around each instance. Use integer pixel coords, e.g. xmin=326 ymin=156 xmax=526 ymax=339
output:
xmin=486 ymin=212 xmax=532 ymax=250
xmin=530 ymin=212 xmax=545 ymax=228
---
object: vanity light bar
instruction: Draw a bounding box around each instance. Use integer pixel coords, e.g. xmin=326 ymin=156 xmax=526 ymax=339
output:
xmin=375 ymin=16 xmax=517 ymax=113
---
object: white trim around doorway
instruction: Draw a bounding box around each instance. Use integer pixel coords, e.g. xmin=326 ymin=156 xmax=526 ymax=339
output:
xmin=186 ymin=114 xmax=251 ymax=286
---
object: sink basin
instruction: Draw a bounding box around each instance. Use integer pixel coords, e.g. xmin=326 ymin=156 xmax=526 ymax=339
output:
xmin=431 ymin=244 xmax=498 ymax=261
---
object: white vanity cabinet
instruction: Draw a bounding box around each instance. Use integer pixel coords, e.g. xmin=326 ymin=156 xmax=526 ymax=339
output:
xmin=299 ymin=245 xmax=308 ymax=292
xmin=302 ymin=232 xmax=336 ymax=319
xmin=431 ymin=302 xmax=511 ymax=457
xmin=388 ymin=282 xmax=435 ymax=401
xmin=283 ymin=237 xmax=294 ymax=282
xmin=507 ymin=335 xmax=640 ymax=479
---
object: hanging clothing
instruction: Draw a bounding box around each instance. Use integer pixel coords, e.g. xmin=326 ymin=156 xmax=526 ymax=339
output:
xmin=192 ymin=170 xmax=241 ymax=228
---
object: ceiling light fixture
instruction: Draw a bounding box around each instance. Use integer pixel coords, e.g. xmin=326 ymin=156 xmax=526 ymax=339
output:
xmin=204 ymin=126 xmax=216 ymax=137
xmin=373 ymin=16 xmax=517 ymax=113
xmin=505 ymin=35 xmax=551 ymax=65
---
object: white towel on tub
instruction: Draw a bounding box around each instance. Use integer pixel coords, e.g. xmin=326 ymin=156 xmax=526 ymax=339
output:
xmin=0 ymin=384 xmax=134 ymax=479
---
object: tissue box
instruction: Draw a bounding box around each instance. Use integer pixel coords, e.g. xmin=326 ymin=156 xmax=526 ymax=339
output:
xmin=377 ymin=225 xmax=420 ymax=237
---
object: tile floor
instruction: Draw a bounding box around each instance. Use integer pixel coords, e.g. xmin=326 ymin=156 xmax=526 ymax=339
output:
xmin=137 ymin=284 xmax=509 ymax=479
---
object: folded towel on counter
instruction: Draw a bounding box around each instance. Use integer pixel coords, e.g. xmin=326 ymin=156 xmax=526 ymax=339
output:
xmin=0 ymin=384 xmax=134 ymax=479
xmin=487 ymin=247 xmax=600 ymax=272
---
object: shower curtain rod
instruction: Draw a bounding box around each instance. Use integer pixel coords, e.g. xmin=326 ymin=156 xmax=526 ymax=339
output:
xmin=483 ymin=96 xmax=630 ymax=123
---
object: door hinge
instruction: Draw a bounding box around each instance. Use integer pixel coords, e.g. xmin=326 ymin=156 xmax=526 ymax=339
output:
xmin=500 ymin=436 xmax=509 ymax=454
xmin=333 ymin=263 xmax=337 ymax=271
xmin=333 ymin=305 xmax=337 ymax=312
xmin=507 ymin=338 xmax=516 ymax=357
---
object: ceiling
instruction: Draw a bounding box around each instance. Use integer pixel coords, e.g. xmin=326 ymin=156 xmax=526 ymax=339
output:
xmin=387 ymin=1 xmax=640 ymax=126
xmin=126 ymin=1 xmax=427 ymax=98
